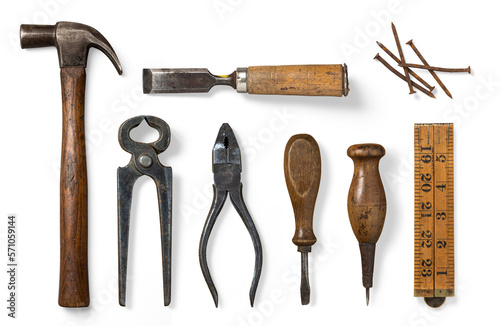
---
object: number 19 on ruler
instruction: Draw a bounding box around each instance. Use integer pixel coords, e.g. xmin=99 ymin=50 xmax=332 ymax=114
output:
xmin=414 ymin=123 xmax=454 ymax=308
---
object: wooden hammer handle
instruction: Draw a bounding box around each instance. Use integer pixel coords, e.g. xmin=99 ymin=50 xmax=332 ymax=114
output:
xmin=59 ymin=67 xmax=89 ymax=307
xmin=284 ymin=134 xmax=321 ymax=248
xmin=247 ymin=64 xmax=347 ymax=96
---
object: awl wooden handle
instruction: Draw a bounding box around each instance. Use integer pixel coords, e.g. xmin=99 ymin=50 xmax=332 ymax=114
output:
xmin=284 ymin=134 xmax=321 ymax=249
xmin=347 ymin=143 xmax=386 ymax=289
xmin=59 ymin=67 xmax=89 ymax=307
xmin=247 ymin=64 xmax=348 ymax=96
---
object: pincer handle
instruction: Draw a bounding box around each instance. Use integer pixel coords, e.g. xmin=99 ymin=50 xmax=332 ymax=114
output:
xmin=247 ymin=64 xmax=348 ymax=96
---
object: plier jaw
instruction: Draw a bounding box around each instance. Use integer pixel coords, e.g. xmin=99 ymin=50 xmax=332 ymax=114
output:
xmin=213 ymin=123 xmax=241 ymax=167
xmin=117 ymin=115 xmax=173 ymax=307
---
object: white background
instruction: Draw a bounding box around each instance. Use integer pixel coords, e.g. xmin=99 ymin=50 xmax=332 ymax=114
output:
xmin=1 ymin=0 xmax=498 ymax=325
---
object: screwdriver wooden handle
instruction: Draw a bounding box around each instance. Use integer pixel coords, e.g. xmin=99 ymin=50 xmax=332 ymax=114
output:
xmin=347 ymin=144 xmax=386 ymax=290
xmin=59 ymin=67 xmax=89 ymax=307
xmin=247 ymin=64 xmax=348 ymax=96
xmin=284 ymin=134 xmax=321 ymax=250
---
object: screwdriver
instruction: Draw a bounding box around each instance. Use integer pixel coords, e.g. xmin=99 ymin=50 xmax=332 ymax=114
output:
xmin=284 ymin=134 xmax=321 ymax=305
xmin=347 ymin=144 xmax=387 ymax=306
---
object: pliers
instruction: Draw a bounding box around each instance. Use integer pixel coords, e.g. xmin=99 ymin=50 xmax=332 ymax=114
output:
xmin=199 ymin=123 xmax=263 ymax=307
xmin=117 ymin=115 xmax=173 ymax=306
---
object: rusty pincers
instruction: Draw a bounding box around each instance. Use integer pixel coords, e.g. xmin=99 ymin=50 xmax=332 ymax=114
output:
xmin=117 ymin=115 xmax=173 ymax=306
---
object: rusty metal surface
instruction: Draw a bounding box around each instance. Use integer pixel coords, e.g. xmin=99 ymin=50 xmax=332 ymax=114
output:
xmin=391 ymin=23 xmax=415 ymax=94
xmin=20 ymin=22 xmax=122 ymax=73
xmin=117 ymin=115 xmax=173 ymax=307
xmin=143 ymin=68 xmax=236 ymax=93
xmin=374 ymin=53 xmax=435 ymax=98
xmin=199 ymin=123 xmax=263 ymax=308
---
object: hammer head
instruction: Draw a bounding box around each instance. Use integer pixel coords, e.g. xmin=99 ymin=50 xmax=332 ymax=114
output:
xmin=20 ymin=22 xmax=122 ymax=74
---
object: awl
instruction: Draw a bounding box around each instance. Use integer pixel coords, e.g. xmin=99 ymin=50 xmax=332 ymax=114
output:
xmin=143 ymin=64 xmax=349 ymax=96
xmin=347 ymin=144 xmax=387 ymax=306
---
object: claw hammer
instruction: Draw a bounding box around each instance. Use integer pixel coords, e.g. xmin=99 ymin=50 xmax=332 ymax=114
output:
xmin=20 ymin=22 xmax=122 ymax=307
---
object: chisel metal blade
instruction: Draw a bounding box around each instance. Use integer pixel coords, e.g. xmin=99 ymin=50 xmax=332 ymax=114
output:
xmin=143 ymin=68 xmax=236 ymax=94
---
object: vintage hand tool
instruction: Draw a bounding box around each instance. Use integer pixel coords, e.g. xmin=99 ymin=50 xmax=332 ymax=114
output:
xmin=414 ymin=124 xmax=454 ymax=308
xmin=143 ymin=64 xmax=349 ymax=96
xmin=20 ymin=22 xmax=122 ymax=307
xmin=284 ymin=134 xmax=321 ymax=305
xmin=347 ymin=144 xmax=387 ymax=306
xmin=199 ymin=123 xmax=263 ymax=307
xmin=117 ymin=116 xmax=173 ymax=307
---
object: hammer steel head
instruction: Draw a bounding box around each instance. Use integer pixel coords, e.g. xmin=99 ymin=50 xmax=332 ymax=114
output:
xmin=20 ymin=21 xmax=122 ymax=74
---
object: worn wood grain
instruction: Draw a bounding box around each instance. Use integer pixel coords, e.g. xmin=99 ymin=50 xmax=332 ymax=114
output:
xmin=284 ymin=134 xmax=321 ymax=248
xmin=248 ymin=64 xmax=347 ymax=96
xmin=59 ymin=67 xmax=89 ymax=307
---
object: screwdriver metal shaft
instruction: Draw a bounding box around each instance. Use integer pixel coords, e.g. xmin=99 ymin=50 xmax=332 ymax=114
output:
xmin=300 ymin=252 xmax=310 ymax=305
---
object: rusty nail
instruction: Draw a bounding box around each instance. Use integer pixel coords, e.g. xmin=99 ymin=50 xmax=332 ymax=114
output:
xmin=376 ymin=41 xmax=435 ymax=92
xmin=391 ymin=23 xmax=415 ymax=94
xmin=374 ymin=53 xmax=435 ymax=98
xmin=406 ymin=39 xmax=453 ymax=99
xmin=398 ymin=63 xmax=471 ymax=74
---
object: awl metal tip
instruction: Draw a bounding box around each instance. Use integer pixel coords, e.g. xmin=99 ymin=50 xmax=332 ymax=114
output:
xmin=366 ymin=287 xmax=370 ymax=306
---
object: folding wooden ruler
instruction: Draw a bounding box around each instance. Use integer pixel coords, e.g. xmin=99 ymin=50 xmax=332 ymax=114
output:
xmin=414 ymin=123 xmax=454 ymax=308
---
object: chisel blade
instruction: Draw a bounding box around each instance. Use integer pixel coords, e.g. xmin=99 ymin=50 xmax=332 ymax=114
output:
xmin=143 ymin=68 xmax=236 ymax=94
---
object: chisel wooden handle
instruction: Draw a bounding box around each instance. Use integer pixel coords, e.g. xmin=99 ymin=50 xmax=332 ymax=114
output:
xmin=284 ymin=134 xmax=321 ymax=249
xmin=59 ymin=67 xmax=89 ymax=307
xmin=347 ymin=144 xmax=386 ymax=291
xmin=247 ymin=64 xmax=348 ymax=96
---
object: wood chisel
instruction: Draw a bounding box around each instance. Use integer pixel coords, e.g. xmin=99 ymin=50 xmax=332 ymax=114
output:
xmin=143 ymin=64 xmax=349 ymax=96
